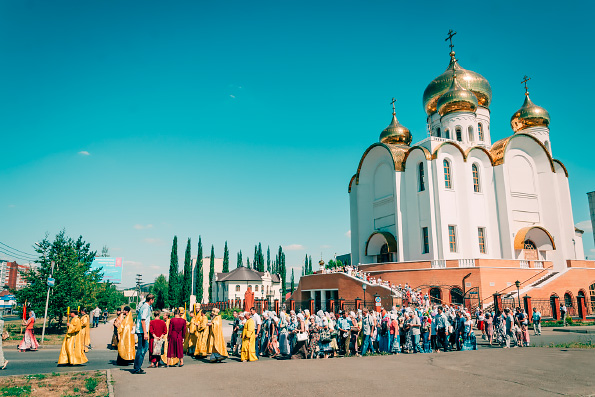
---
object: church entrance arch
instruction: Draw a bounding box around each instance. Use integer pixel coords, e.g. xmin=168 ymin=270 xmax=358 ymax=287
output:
xmin=429 ymin=287 xmax=442 ymax=304
xmin=365 ymin=231 xmax=397 ymax=263
xmin=514 ymin=226 xmax=556 ymax=260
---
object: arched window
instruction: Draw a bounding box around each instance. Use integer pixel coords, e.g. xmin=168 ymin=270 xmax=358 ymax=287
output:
xmin=235 ymin=285 xmax=240 ymax=292
xmin=468 ymin=126 xmax=474 ymax=142
xmin=589 ymin=283 xmax=595 ymax=312
xmin=444 ymin=129 xmax=450 ymax=139
xmin=418 ymin=162 xmax=425 ymax=192
xmin=564 ymin=292 xmax=573 ymax=308
xmin=450 ymin=287 xmax=464 ymax=305
xmin=378 ymin=243 xmax=390 ymax=263
xmin=429 ymin=287 xmax=442 ymax=304
xmin=472 ymin=163 xmax=481 ymax=192
xmin=255 ymin=285 xmax=259 ymax=292
xmin=455 ymin=127 xmax=462 ymax=142
xmin=478 ymin=123 xmax=484 ymax=141
xmin=443 ymin=159 xmax=452 ymax=189
xmin=436 ymin=127 xmax=441 ymax=138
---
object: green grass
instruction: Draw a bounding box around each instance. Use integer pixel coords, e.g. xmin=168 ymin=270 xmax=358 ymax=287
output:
xmin=0 ymin=385 xmax=31 ymax=397
xmin=24 ymin=374 xmax=45 ymax=380
xmin=546 ymin=341 xmax=595 ymax=349
xmin=84 ymin=377 xmax=98 ymax=393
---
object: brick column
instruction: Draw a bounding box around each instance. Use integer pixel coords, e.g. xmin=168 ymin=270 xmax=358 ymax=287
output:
xmin=355 ymin=298 xmax=362 ymax=310
xmin=523 ymin=296 xmax=532 ymax=324
xmin=493 ymin=293 xmax=502 ymax=316
xmin=329 ymin=299 xmax=335 ymax=313
xmin=309 ymin=299 xmax=315 ymax=315
xmin=339 ymin=299 xmax=345 ymax=312
xmin=577 ymin=296 xmax=587 ymax=321
xmin=274 ymin=299 xmax=279 ymax=314
xmin=552 ymin=296 xmax=561 ymax=320
xmin=290 ymin=300 xmax=295 ymax=312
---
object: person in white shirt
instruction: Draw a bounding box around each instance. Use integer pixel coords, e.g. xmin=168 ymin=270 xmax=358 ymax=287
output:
xmin=250 ymin=307 xmax=262 ymax=355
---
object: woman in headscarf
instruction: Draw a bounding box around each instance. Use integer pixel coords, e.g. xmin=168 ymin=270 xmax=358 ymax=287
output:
xmin=307 ymin=315 xmax=320 ymax=359
xmin=290 ymin=313 xmax=307 ymax=359
xmin=461 ymin=313 xmax=477 ymax=351
xmin=485 ymin=312 xmax=494 ymax=345
xmin=167 ymin=308 xmax=186 ymax=367
xmin=260 ymin=312 xmax=270 ymax=357
xmin=278 ymin=311 xmax=290 ymax=357
xmin=288 ymin=312 xmax=297 ymax=352
xmin=390 ymin=313 xmax=400 ymax=354
xmin=148 ymin=310 xmax=166 ymax=368
xmin=268 ymin=315 xmax=280 ymax=358
xmin=18 ymin=310 xmax=39 ymax=352
xmin=318 ymin=318 xmax=332 ymax=359
xmin=349 ymin=311 xmax=361 ymax=356
xmin=328 ymin=312 xmax=338 ymax=356
xmin=0 ymin=311 xmax=8 ymax=369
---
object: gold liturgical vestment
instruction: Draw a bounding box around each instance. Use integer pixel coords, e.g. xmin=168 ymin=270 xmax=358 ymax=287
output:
xmin=80 ymin=314 xmax=90 ymax=352
xmin=207 ymin=315 xmax=228 ymax=357
xmin=185 ymin=314 xmax=199 ymax=353
xmin=58 ymin=316 xmax=88 ymax=365
xmin=241 ymin=317 xmax=257 ymax=361
xmin=194 ymin=312 xmax=209 ymax=357
xmin=117 ymin=312 xmax=135 ymax=361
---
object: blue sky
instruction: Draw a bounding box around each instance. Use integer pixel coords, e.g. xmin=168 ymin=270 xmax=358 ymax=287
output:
xmin=1 ymin=1 xmax=593 ymax=287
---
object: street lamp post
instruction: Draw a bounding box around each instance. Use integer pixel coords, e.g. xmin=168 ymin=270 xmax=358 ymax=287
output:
xmin=362 ymin=283 xmax=367 ymax=309
xmin=136 ymin=274 xmax=143 ymax=306
xmin=515 ymin=280 xmax=521 ymax=309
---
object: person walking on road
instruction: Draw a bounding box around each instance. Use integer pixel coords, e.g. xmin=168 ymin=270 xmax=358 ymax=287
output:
xmin=167 ymin=307 xmax=186 ymax=367
xmin=18 ymin=310 xmax=39 ymax=352
xmin=132 ymin=294 xmax=154 ymax=374
xmin=532 ymin=308 xmax=542 ymax=335
xmin=92 ymin=307 xmax=101 ymax=328
xmin=0 ymin=312 xmax=9 ymax=370
xmin=58 ymin=310 xmax=88 ymax=366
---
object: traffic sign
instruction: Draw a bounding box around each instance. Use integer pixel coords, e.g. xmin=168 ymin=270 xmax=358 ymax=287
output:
xmin=375 ymin=296 xmax=381 ymax=303
xmin=47 ymin=277 xmax=55 ymax=287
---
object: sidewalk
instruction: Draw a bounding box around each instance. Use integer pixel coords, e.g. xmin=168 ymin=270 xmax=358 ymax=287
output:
xmin=90 ymin=318 xmax=117 ymax=350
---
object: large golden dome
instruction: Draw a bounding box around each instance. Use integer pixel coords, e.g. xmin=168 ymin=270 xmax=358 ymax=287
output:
xmin=510 ymin=93 xmax=550 ymax=132
xmin=436 ymin=72 xmax=478 ymax=116
xmin=379 ymin=113 xmax=412 ymax=146
xmin=423 ymin=52 xmax=492 ymax=115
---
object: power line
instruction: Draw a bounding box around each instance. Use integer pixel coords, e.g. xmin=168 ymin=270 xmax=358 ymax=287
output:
xmin=0 ymin=247 xmax=38 ymax=262
xmin=0 ymin=241 xmax=37 ymax=258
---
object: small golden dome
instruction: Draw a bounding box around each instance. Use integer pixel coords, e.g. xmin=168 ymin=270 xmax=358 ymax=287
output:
xmin=436 ymin=72 xmax=478 ymax=116
xmin=379 ymin=113 xmax=412 ymax=146
xmin=423 ymin=52 xmax=492 ymax=115
xmin=510 ymin=93 xmax=550 ymax=132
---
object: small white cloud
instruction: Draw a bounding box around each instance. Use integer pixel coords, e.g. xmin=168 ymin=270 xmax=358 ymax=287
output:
xmin=78 ymin=151 xmax=90 ymax=156
xmin=123 ymin=260 xmax=142 ymax=267
xmin=345 ymin=230 xmax=351 ymax=238
xmin=134 ymin=224 xmax=154 ymax=230
xmin=144 ymin=238 xmax=163 ymax=246
xmin=283 ymin=244 xmax=305 ymax=251
xmin=320 ymin=245 xmax=331 ymax=249
xmin=576 ymin=220 xmax=593 ymax=233
xmin=229 ymin=94 xmax=236 ymax=99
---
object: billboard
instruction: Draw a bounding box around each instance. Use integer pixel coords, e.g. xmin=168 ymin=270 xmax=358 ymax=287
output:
xmin=91 ymin=257 xmax=123 ymax=284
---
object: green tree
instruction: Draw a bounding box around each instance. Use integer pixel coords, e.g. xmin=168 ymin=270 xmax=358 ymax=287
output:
xmin=223 ymin=241 xmax=229 ymax=273
xmin=168 ymin=236 xmax=179 ymax=308
xmin=290 ymin=268 xmax=295 ymax=293
xmin=246 ymin=257 xmax=250 ymax=269
xmin=308 ymin=256 xmax=313 ymax=275
xmin=266 ymin=246 xmax=271 ymax=272
xmin=151 ymin=274 xmax=168 ymax=310
xmin=194 ymin=236 xmax=204 ymax=304
xmin=101 ymin=245 xmax=109 ymax=257
xmin=304 ymin=254 xmax=308 ymax=275
xmin=237 ymin=250 xmax=243 ymax=268
xmin=181 ymin=238 xmax=192 ymax=306
xmin=208 ymin=245 xmax=215 ymax=302
xmin=253 ymin=245 xmax=258 ymax=270
xmin=14 ymin=231 xmax=100 ymax=327
xmin=279 ymin=248 xmax=287 ymax=301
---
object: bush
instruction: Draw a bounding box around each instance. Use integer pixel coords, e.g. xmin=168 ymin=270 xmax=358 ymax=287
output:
xmin=84 ymin=377 xmax=98 ymax=393
xmin=0 ymin=385 xmax=31 ymax=397
xmin=565 ymin=316 xmax=573 ymax=325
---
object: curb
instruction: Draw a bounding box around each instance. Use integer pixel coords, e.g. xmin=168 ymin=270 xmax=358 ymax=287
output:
xmin=552 ymin=328 xmax=595 ymax=334
xmin=106 ymin=369 xmax=115 ymax=397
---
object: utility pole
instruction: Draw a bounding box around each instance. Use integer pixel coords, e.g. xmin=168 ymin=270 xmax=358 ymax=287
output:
xmin=136 ymin=274 xmax=142 ymax=306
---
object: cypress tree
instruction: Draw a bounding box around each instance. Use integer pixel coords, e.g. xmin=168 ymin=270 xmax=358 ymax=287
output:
xmin=208 ymin=245 xmax=215 ymax=302
xmin=280 ymin=251 xmax=287 ymax=301
xmin=253 ymin=245 xmax=258 ymax=270
xmin=266 ymin=246 xmax=271 ymax=272
xmin=195 ymin=236 xmax=204 ymax=303
xmin=290 ymin=268 xmax=295 ymax=293
xmin=246 ymin=257 xmax=250 ymax=268
xmin=223 ymin=241 xmax=229 ymax=273
xmin=181 ymin=238 xmax=192 ymax=306
xmin=237 ymin=250 xmax=243 ymax=268
xmin=304 ymin=254 xmax=308 ymax=275
xmin=167 ymin=236 xmax=179 ymax=308
xmin=308 ymin=256 xmax=313 ymax=275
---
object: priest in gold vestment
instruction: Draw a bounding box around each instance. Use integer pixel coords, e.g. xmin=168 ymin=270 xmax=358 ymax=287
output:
xmin=80 ymin=309 xmax=91 ymax=352
xmin=58 ymin=310 xmax=88 ymax=365
xmin=194 ymin=309 xmax=209 ymax=358
xmin=116 ymin=306 xmax=135 ymax=365
xmin=207 ymin=308 xmax=228 ymax=362
xmin=241 ymin=311 xmax=257 ymax=362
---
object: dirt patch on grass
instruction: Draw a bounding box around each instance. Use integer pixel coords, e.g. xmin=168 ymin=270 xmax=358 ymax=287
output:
xmin=0 ymin=370 xmax=108 ymax=397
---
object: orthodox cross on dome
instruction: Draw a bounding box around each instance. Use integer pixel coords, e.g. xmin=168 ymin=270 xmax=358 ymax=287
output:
xmin=521 ymin=75 xmax=531 ymax=95
xmin=445 ymin=29 xmax=457 ymax=53
xmin=390 ymin=97 xmax=396 ymax=116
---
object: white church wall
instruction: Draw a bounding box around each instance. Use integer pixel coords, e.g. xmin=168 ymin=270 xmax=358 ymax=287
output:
xmin=553 ymin=164 xmax=583 ymax=260
xmin=476 ymin=107 xmax=491 ymax=147
xmin=349 ymin=185 xmax=360 ymax=264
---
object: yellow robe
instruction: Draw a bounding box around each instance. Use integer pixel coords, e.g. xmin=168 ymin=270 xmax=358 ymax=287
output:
xmin=194 ymin=312 xmax=209 ymax=357
xmin=58 ymin=316 xmax=88 ymax=365
xmin=185 ymin=315 xmax=199 ymax=354
xmin=80 ymin=314 xmax=90 ymax=352
xmin=117 ymin=312 xmax=135 ymax=361
xmin=241 ymin=318 xmax=257 ymax=362
xmin=207 ymin=315 xmax=228 ymax=357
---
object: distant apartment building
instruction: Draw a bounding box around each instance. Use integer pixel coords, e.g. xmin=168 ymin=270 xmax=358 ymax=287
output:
xmin=0 ymin=260 xmax=34 ymax=290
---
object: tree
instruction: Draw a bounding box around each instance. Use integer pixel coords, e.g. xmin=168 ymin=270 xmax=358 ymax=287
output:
xmin=208 ymin=245 xmax=215 ymax=302
xmin=257 ymin=243 xmax=264 ymax=272
xmin=266 ymin=246 xmax=271 ymax=272
xmin=168 ymin=236 xmax=179 ymax=308
xmin=279 ymin=248 xmax=287 ymax=301
xmin=195 ymin=236 xmax=204 ymax=304
xmin=253 ymin=245 xmax=258 ymax=270
xmin=181 ymin=238 xmax=192 ymax=306
xmin=246 ymin=257 xmax=250 ymax=269
xmin=308 ymin=256 xmax=313 ymax=275
xmin=14 ymin=231 xmax=101 ymax=327
xmin=151 ymin=274 xmax=168 ymax=310
xmin=237 ymin=250 xmax=243 ymax=268
xmin=223 ymin=241 xmax=229 ymax=273
xmin=290 ymin=268 xmax=295 ymax=293
xmin=101 ymin=245 xmax=109 ymax=257
xmin=304 ymin=254 xmax=308 ymax=275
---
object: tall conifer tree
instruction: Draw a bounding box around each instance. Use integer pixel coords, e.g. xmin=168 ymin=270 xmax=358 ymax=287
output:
xmin=167 ymin=236 xmax=179 ymax=307
xmin=223 ymin=241 xmax=229 ymax=273
xmin=195 ymin=237 xmax=204 ymax=304
xmin=280 ymin=250 xmax=287 ymax=301
xmin=266 ymin=246 xmax=271 ymax=272
xmin=246 ymin=257 xmax=250 ymax=268
xmin=290 ymin=268 xmax=295 ymax=293
xmin=237 ymin=250 xmax=243 ymax=268
xmin=181 ymin=238 xmax=192 ymax=306
xmin=208 ymin=245 xmax=215 ymax=302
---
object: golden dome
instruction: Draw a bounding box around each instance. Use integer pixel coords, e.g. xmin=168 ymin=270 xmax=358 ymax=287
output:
xmin=510 ymin=93 xmax=550 ymax=132
xmin=436 ymin=72 xmax=478 ymax=116
xmin=422 ymin=52 xmax=492 ymax=115
xmin=379 ymin=113 xmax=412 ymax=146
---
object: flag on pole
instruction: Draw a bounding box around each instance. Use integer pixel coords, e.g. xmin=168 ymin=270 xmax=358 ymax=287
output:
xmin=22 ymin=299 xmax=27 ymax=321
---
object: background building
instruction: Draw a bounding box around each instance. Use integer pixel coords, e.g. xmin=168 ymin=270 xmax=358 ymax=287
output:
xmin=212 ymin=267 xmax=282 ymax=303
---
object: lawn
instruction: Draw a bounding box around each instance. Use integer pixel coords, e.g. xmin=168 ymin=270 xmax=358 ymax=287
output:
xmin=0 ymin=371 xmax=108 ymax=397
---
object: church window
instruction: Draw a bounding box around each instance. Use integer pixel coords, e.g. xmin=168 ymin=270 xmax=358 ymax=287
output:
xmin=478 ymin=227 xmax=486 ymax=254
xmin=478 ymin=123 xmax=484 ymax=141
xmin=422 ymin=227 xmax=429 ymax=254
xmin=255 ymin=285 xmax=259 ymax=292
xmin=589 ymin=283 xmax=595 ymax=312
xmin=444 ymin=129 xmax=450 ymax=139
xmin=455 ymin=127 xmax=462 ymax=142
xmin=448 ymin=225 xmax=457 ymax=252
xmin=564 ymin=292 xmax=573 ymax=308
xmin=236 ymin=285 xmax=240 ymax=292
xmin=472 ymin=163 xmax=481 ymax=192
xmin=443 ymin=160 xmax=452 ymax=189
xmin=436 ymin=127 xmax=441 ymax=138
xmin=418 ymin=162 xmax=425 ymax=192
xmin=468 ymin=126 xmax=474 ymax=142
xmin=248 ymin=285 xmax=253 ymax=291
